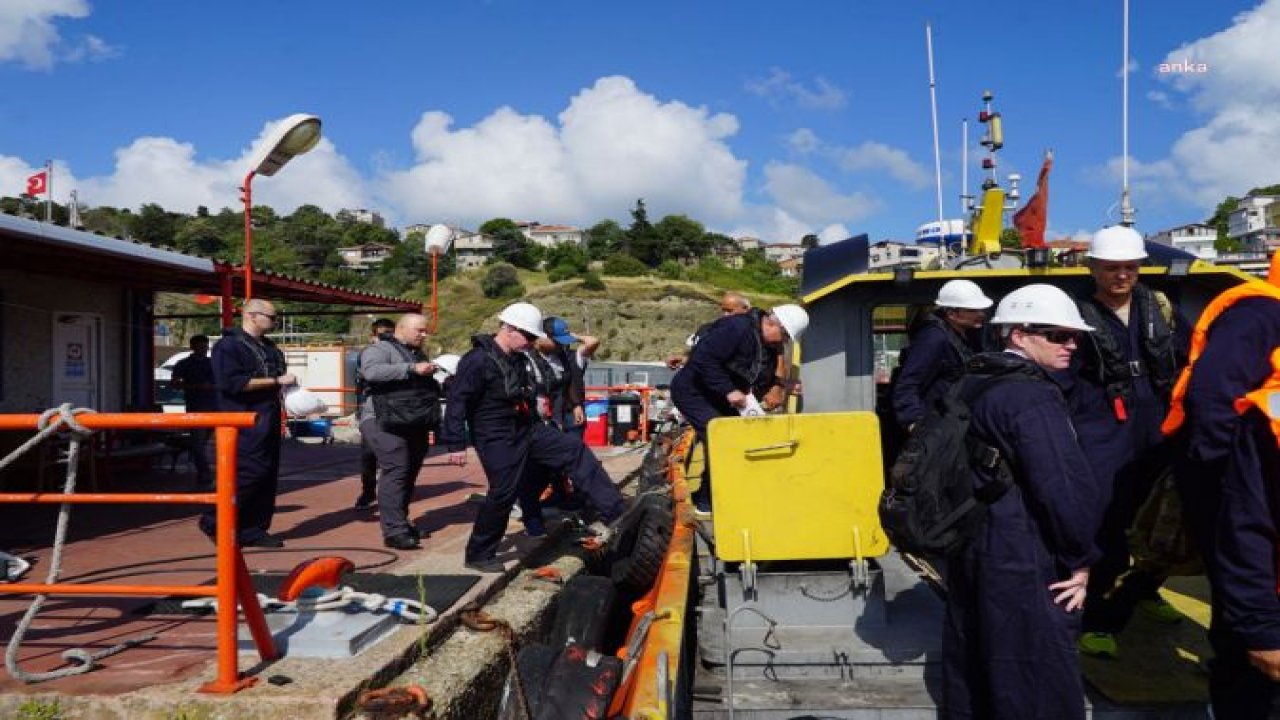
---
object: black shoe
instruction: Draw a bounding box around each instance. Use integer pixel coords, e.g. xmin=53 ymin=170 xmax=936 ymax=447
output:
xmin=384 ymin=533 xmax=421 ymax=550
xmin=354 ymin=492 xmax=377 ymax=510
xmin=464 ymin=556 xmax=507 ymax=573
xmin=407 ymin=526 xmax=423 ymax=541
xmin=241 ymin=535 xmax=284 ymax=549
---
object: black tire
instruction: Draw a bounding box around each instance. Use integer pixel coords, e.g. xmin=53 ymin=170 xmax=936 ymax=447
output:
xmin=609 ymin=493 xmax=674 ymax=594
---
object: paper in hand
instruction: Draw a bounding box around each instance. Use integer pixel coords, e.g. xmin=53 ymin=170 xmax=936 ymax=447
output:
xmin=738 ymin=394 xmax=765 ymax=417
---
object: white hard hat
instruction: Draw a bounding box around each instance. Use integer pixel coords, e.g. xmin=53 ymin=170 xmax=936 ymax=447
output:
xmin=283 ymin=386 xmax=327 ymax=416
xmin=433 ymin=353 xmax=461 ymax=383
xmin=936 ymin=279 xmax=994 ymax=310
xmin=497 ymin=302 xmax=546 ymax=338
xmin=990 ymin=284 xmax=1095 ymax=332
xmin=771 ymin=304 xmax=810 ymax=341
xmin=1088 ymin=225 xmax=1147 ymax=261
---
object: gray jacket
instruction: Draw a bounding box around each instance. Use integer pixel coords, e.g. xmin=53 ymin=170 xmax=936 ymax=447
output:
xmin=357 ymin=340 xmax=430 ymax=421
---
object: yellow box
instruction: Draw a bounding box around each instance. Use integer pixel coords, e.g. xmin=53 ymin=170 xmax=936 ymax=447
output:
xmin=707 ymin=412 xmax=889 ymax=562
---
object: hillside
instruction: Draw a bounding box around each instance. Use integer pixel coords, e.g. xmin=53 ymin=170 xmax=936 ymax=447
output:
xmin=426 ymin=270 xmax=793 ymax=362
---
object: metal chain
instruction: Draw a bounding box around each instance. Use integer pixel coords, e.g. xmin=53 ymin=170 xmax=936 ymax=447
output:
xmin=461 ymin=604 xmax=531 ymax=720
xmin=5 ymin=405 xmax=157 ymax=683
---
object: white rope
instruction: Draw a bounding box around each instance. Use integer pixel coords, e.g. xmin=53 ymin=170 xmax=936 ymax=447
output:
xmin=181 ymin=586 xmax=440 ymax=624
xmin=4 ymin=405 xmax=157 ymax=683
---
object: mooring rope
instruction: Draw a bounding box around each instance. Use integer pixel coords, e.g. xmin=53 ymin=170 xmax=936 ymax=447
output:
xmin=3 ymin=404 xmax=157 ymax=683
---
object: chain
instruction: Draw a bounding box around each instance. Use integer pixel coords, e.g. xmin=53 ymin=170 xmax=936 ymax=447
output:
xmin=461 ymin=603 xmax=530 ymax=720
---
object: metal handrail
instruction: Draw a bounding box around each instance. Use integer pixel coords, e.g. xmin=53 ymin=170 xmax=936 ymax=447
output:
xmin=0 ymin=411 xmax=278 ymax=694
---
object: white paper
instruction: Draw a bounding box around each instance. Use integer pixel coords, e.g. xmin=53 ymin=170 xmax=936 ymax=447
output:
xmin=738 ymin=394 xmax=765 ymax=417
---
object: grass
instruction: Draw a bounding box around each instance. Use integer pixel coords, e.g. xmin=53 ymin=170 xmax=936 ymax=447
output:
xmin=16 ymin=699 xmax=64 ymax=720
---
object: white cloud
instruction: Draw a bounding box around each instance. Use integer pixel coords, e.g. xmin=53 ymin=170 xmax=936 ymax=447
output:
xmin=1107 ymin=0 xmax=1280 ymax=211
xmin=383 ymin=75 xmax=748 ymax=228
xmin=0 ymin=1 xmax=118 ymax=70
xmin=788 ymin=129 xmax=931 ymax=189
xmin=763 ymin=162 xmax=879 ymax=226
xmin=746 ymin=68 xmax=846 ymax=110
xmin=1146 ymin=90 xmax=1173 ymax=110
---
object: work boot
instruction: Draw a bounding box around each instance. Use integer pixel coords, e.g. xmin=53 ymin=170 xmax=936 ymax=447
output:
xmin=354 ymin=491 xmax=377 ymax=511
xmin=384 ymin=533 xmax=421 ymax=550
xmin=1137 ymin=595 xmax=1183 ymax=624
xmin=1078 ymin=632 xmax=1118 ymax=659
xmin=464 ymin=556 xmax=507 ymax=574
xmin=242 ymin=535 xmax=285 ymax=549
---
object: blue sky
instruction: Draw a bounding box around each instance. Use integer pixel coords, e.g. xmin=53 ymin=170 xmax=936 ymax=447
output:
xmin=1 ymin=1 xmax=1276 ymax=245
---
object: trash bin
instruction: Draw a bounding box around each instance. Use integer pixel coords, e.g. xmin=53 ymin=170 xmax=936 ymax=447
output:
xmin=583 ymin=396 xmax=609 ymax=448
xmin=608 ymin=393 xmax=643 ymax=445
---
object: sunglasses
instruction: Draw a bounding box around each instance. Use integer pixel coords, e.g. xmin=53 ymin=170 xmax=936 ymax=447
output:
xmin=512 ymin=327 xmax=538 ymax=342
xmin=1026 ymin=327 xmax=1080 ymax=345
xmin=249 ymin=311 xmax=278 ymax=321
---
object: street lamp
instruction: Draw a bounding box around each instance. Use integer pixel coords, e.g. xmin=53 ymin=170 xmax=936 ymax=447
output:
xmin=424 ymin=224 xmax=455 ymax=333
xmin=240 ymin=113 xmax=322 ymax=300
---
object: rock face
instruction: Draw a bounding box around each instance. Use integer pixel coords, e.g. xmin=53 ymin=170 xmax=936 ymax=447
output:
xmin=429 ymin=277 xmax=792 ymax=363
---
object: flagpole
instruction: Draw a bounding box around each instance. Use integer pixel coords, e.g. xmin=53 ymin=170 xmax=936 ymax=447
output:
xmin=926 ymin=23 xmax=945 ymax=229
xmin=45 ymin=160 xmax=52 ymax=223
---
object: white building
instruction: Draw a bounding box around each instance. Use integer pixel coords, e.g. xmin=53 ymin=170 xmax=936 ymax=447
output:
xmin=868 ymin=241 xmax=942 ymax=271
xmin=454 ymin=229 xmax=495 ymax=270
xmin=1227 ymin=195 xmax=1280 ymax=250
xmin=764 ymin=243 xmax=805 ymax=263
xmin=522 ymin=223 xmax=584 ymax=248
xmin=341 ymin=208 xmax=386 ymax=228
xmin=337 ymin=242 xmax=395 ymax=271
xmin=737 ymin=236 xmax=763 ymax=252
xmin=1149 ymin=223 xmax=1218 ymax=260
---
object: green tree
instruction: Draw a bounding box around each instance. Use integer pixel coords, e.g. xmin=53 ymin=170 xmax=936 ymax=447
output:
xmin=481 ymin=262 xmax=525 ymax=298
xmin=655 ymin=214 xmax=707 ymax=260
xmin=585 ymin=220 xmax=626 ymax=260
xmin=999 ymin=227 xmax=1023 ymax=250
xmin=130 ymin=203 xmax=179 ymax=246
xmin=657 ymin=259 xmax=684 ymax=280
xmin=173 ymin=217 xmax=228 ymax=256
xmin=603 ymin=252 xmax=649 ymax=277
xmin=580 ymin=271 xmax=606 ymax=291
xmin=626 ymin=198 xmax=663 ymax=265
xmin=542 ymin=243 xmax=589 ymax=272
xmin=1207 ymin=196 xmax=1241 ymax=252
xmin=480 ymin=217 xmax=519 ymax=235
xmin=548 ymin=263 xmax=580 ymax=283
xmin=490 ymin=227 xmax=537 ymax=269
xmin=801 ymin=234 xmax=820 ymax=250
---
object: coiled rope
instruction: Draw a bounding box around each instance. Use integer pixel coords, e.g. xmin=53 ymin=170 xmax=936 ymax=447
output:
xmin=2 ymin=404 xmax=156 ymax=683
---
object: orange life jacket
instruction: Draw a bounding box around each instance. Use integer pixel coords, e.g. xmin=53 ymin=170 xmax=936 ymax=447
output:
xmin=1162 ymin=280 xmax=1280 ymax=447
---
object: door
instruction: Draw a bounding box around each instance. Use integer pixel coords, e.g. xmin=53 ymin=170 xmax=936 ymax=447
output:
xmin=52 ymin=313 xmax=102 ymax=409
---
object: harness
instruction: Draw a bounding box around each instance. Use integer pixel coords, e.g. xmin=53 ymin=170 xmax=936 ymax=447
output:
xmin=235 ymin=331 xmax=285 ymax=379
xmin=480 ymin=340 xmax=535 ymax=417
xmin=688 ymin=309 xmax=768 ymax=390
xmin=1077 ymin=284 xmax=1177 ymax=421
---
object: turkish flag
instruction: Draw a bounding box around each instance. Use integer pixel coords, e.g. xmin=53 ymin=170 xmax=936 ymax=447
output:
xmin=1013 ymin=151 xmax=1053 ymax=249
xmin=26 ymin=171 xmax=47 ymax=196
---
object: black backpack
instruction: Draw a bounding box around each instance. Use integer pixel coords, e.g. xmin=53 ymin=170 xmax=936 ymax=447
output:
xmin=879 ymin=372 xmax=1027 ymax=556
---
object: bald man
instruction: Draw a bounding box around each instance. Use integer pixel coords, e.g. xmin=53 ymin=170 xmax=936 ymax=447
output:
xmin=201 ymin=299 xmax=295 ymax=548
xmin=358 ymin=313 xmax=441 ymax=550
xmin=666 ymin=292 xmax=753 ymax=371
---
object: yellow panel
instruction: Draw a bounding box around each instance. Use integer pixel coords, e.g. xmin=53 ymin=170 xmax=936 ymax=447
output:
xmin=707 ymin=411 xmax=889 ymax=561
xmin=969 ymin=187 xmax=1005 ymax=256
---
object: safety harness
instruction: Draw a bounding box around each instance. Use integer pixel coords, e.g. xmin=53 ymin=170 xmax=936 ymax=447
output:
xmin=688 ymin=309 xmax=769 ymax=391
xmin=1077 ymin=284 xmax=1177 ymax=421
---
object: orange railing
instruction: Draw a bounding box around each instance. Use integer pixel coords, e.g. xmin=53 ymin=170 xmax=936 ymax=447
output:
xmin=0 ymin=412 xmax=278 ymax=693
xmin=585 ymin=385 xmax=655 ymax=444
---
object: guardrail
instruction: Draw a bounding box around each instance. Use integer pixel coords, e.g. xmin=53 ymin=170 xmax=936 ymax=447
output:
xmin=0 ymin=411 xmax=278 ymax=693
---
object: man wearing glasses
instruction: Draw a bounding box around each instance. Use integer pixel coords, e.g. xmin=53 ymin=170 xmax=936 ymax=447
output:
xmin=1070 ymin=226 xmax=1186 ymax=659
xmin=202 ymin=298 xmax=295 ymax=548
xmin=943 ymin=283 xmax=1102 ymax=719
xmin=443 ymin=302 xmax=625 ymax=573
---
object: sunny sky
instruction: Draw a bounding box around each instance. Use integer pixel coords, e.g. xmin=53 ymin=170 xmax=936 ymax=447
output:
xmin=0 ymin=0 xmax=1275 ymax=246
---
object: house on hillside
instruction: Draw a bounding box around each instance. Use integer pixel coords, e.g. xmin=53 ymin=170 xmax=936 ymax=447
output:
xmin=521 ymin=223 xmax=584 ymax=248
xmin=1228 ymin=195 xmax=1280 ymax=251
xmin=454 ymin=229 xmax=495 ymax=269
xmin=778 ymin=256 xmax=804 ymax=278
xmin=764 ymin=243 xmax=805 ymax=264
xmin=1149 ymin=223 xmax=1218 ymax=260
xmin=340 ymin=208 xmax=386 ymax=228
xmin=337 ymin=242 xmax=395 ymax=271
xmin=714 ymin=243 xmax=744 ymax=269
xmin=868 ymin=241 xmax=940 ymax=271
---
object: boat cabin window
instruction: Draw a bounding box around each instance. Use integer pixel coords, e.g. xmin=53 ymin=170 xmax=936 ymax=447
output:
xmin=871 ymin=304 xmax=920 ymax=384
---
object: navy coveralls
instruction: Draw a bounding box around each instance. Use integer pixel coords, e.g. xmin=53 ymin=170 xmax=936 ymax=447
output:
xmin=1179 ymin=297 xmax=1280 ymax=718
xmin=670 ymin=313 xmax=776 ymax=509
xmin=1069 ymin=292 xmax=1182 ymax=634
xmin=202 ymin=328 xmax=285 ymax=544
xmin=943 ymin=353 xmax=1102 ymax=720
xmin=892 ymin=312 xmax=981 ymax=429
xmin=171 ymin=352 xmax=217 ymax=485
xmin=444 ymin=335 xmax=624 ymax=563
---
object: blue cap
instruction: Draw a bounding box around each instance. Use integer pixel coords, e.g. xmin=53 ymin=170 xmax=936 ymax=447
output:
xmin=547 ymin=316 xmax=578 ymax=345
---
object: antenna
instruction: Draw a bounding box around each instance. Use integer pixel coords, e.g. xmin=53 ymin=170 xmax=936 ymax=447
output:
xmin=961 ymin=118 xmax=971 ymax=216
xmin=1119 ymin=0 xmax=1135 ymax=226
xmin=926 ymin=23 xmax=945 ymax=228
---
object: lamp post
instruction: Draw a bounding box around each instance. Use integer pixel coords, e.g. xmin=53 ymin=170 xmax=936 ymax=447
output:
xmin=424 ymin=224 xmax=455 ymax=333
xmin=240 ymin=114 xmax=322 ymax=300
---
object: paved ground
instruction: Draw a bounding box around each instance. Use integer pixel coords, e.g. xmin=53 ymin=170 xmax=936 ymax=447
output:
xmin=0 ymin=432 xmax=644 ymax=716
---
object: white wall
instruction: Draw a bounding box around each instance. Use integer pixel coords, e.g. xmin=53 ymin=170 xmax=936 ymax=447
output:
xmin=0 ymin=268 xmax=125 ymax=413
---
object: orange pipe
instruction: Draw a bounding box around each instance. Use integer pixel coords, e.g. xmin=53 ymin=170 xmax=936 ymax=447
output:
xmin=0 ymin=413 xmax=274 ymax=695
xmin=0 ymin=412 xmax=255 ymax=431
xmin=0 ymin=493 xmax=217 ymax=504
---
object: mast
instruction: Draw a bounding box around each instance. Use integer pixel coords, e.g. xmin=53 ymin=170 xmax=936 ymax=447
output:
xmin=926 ymin=24 xmax=945 ymax=229
xmin=1119 ymin=0 xmax=1135 ymax=226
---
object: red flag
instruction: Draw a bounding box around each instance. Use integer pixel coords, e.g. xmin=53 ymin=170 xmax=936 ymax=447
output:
xmin=1013 ymin=151 xmax=1053 ymax=249
xmin=26 ymin=171 xmax=47 ymax=196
